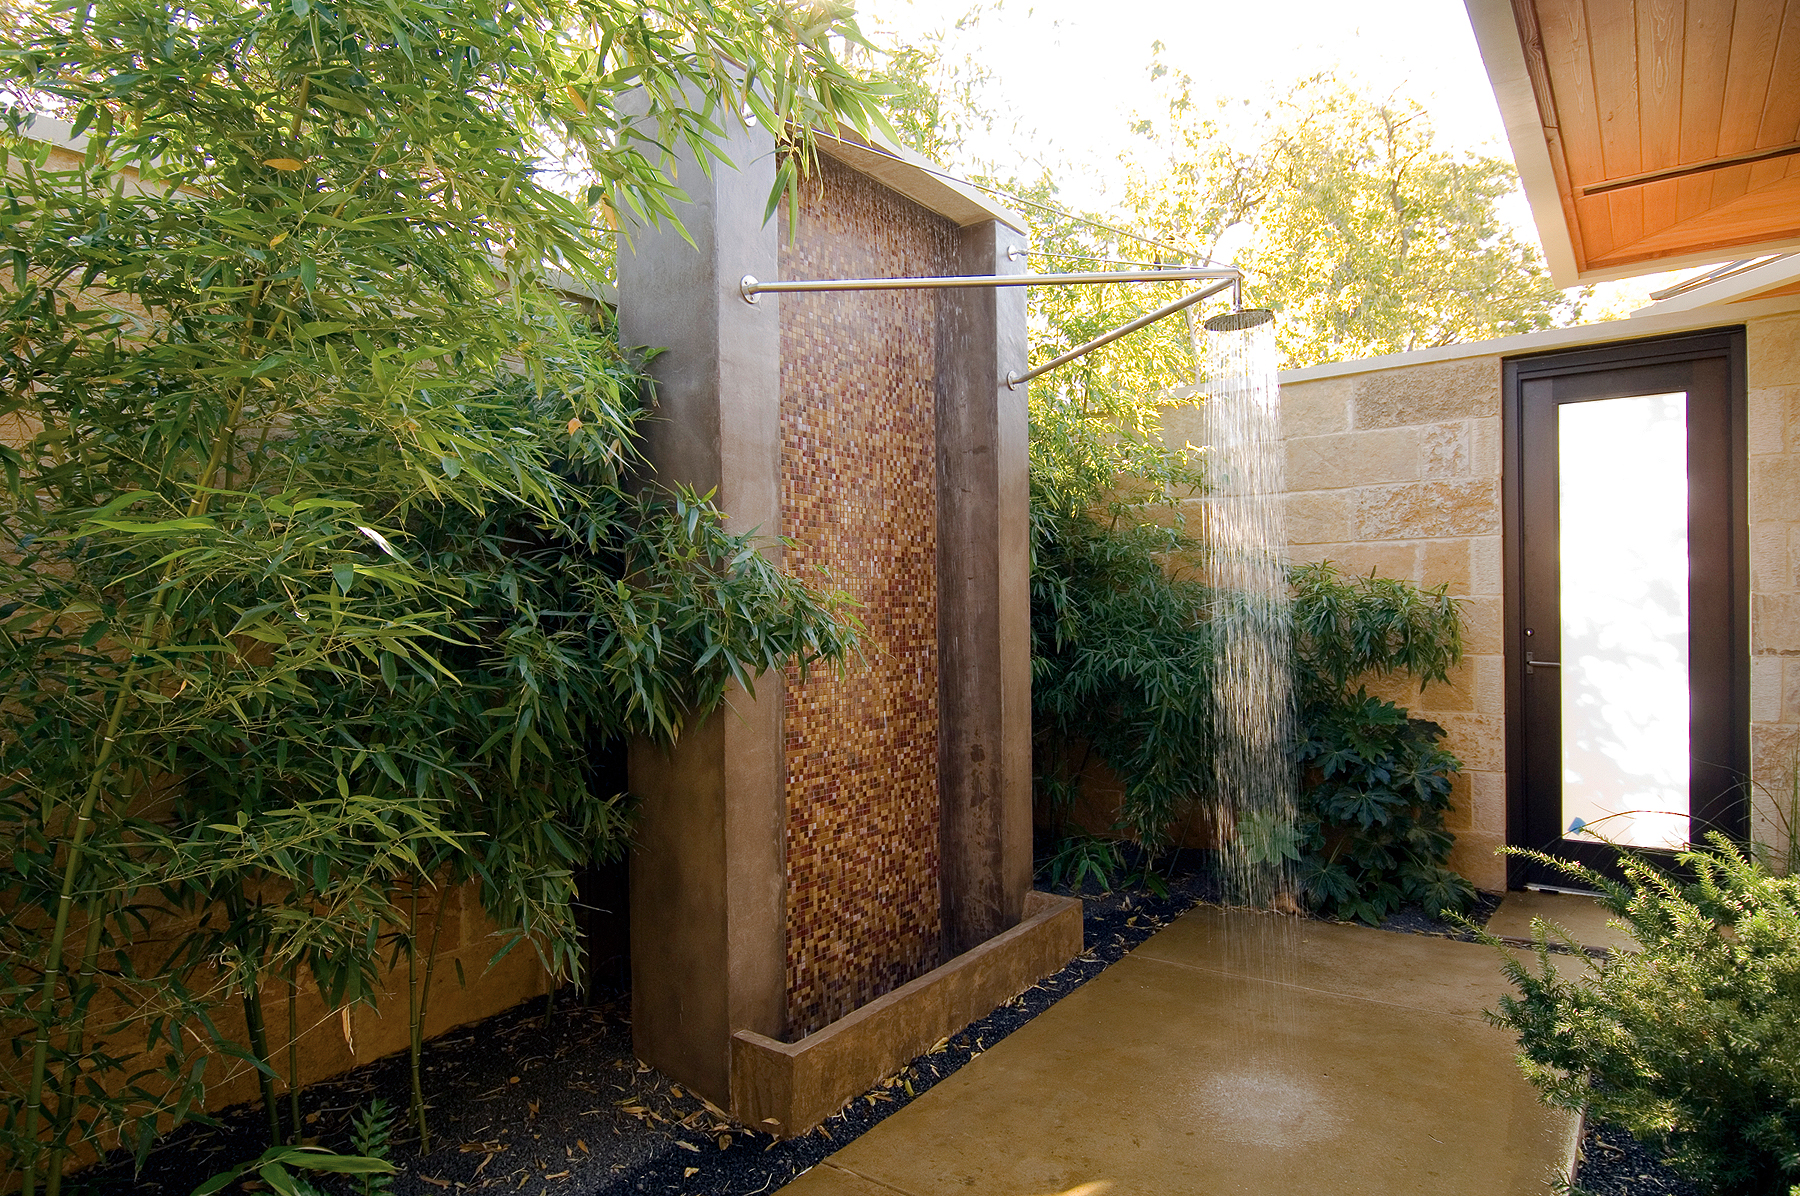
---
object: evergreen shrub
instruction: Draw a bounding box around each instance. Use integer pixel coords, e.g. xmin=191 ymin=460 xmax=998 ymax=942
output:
xmin=1487 ymin=839 xmax=1800 ymax=1196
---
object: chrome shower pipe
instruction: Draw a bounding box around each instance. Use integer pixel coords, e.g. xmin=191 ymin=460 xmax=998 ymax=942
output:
xmin=1005 ymin=277 xmax=1238 ymax=390
xmin=737 ymin=267 xmax=1241 ymax=389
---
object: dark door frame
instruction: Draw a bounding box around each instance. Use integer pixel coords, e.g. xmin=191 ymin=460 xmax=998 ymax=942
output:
xmin=1501 ymin=328 xmax=1750 ymax=889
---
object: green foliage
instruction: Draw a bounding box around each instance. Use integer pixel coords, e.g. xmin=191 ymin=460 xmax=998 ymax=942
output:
xmin=1036 ymin=833 xmax=1125 ymax=895
xmin=350 ymin=1100 xmax=395 ymax=1196
xmin=189 ymin=1145 xmax=395 ymax=1196
xmin=1290 ymin=563 xmax=1473 ymax=923
xmin=1028 ymin=432 xmax=1214 ymax=852
xmin=0 ymin=0 xmax=875 ymax=1186
xmin=1487 ymin=838 xmax=1800 ymax=1196
xmin=1125 ymin=71 xmax=1579 ymax=368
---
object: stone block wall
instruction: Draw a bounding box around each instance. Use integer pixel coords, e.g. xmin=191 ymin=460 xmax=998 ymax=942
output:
xmin=1748 ymin=311 xmax=1800 ymax=862
xmin=1165 ymin=304 xmax=1800 ymax=892
xmin=1167 ymin=356 xmax=1512 ymax=892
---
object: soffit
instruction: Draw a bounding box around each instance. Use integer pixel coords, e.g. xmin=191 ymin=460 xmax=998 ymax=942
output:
xmin=1467 ymin=0 xmax=1800 ymax=285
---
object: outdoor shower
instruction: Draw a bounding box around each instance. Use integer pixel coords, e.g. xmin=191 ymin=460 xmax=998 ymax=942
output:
xmin=742 ymin=261 xmax=1296 ymax=911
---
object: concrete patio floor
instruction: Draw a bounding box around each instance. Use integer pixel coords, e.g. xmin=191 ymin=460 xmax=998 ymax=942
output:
xmin=778 ymin=905 xmax=1579 ymax=1196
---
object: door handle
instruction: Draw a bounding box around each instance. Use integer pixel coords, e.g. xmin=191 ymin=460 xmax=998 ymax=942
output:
xmin=1526 ymin=650 xmax=1561 ymax=674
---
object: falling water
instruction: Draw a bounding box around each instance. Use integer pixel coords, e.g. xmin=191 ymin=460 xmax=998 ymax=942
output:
xmin=1198 ymin=309 xmax=1298 ymax=912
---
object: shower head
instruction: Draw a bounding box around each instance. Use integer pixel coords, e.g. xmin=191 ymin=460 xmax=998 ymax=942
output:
xmin=1202 ymin=308 xmax=1274 ymax=333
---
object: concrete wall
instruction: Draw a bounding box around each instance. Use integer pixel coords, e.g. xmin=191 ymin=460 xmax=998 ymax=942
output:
xmin=619 ymin=121 xmax=1035 ymax=1107
xmin=1164 ymin=298 xmax=1800 ymax=891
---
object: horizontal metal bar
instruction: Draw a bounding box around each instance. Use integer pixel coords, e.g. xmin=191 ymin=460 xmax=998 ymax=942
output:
xmin=1005 ymin=278 xmax=1238 ymax=390
xmin=739 ymin=268 xmax=1237 ymax=302
xmin=1582 ymin=140 xmax=1800 ymax=196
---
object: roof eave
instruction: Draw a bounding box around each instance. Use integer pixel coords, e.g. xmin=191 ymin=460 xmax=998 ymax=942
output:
xmin=1465 ymin=0 xmax=1582 ymax=288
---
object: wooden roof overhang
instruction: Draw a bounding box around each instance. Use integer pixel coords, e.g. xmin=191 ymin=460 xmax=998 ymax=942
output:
xmin=1466 ymin=0 xmax=1800 ymax=285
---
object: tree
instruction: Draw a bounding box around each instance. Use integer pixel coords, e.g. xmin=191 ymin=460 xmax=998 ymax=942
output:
xmin=0 ymin=0 xmax=879 ymax=1185
xmin=1125 ymin=71 xmax=1579 ymax=368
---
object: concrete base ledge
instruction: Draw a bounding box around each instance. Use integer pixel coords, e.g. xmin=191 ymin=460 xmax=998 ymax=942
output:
xmin=731 ymin=891 xmax=1083 ymax=1138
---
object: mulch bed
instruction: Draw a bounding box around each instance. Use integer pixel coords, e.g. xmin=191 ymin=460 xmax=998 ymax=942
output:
xmin=70 ymin=854 xmax=1688 ymax=1195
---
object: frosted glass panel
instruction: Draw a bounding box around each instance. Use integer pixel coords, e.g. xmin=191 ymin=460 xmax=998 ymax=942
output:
xmin=1557 ymin=392 xmax=1690 ymax=850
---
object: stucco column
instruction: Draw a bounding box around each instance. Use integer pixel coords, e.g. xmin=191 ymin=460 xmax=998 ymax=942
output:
xmin=936 ymin=220 xmax=1032 ymax=955
xmin=617 ymin=115 xmax=786 ymax=1106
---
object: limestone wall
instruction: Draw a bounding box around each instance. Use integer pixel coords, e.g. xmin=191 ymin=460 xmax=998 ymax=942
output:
xmin=1749 ymin=310 xmax=1800 ymax=863
xmin=1166 ymin=356 xmax=1510 ymax=890
xmin=1168 ymin=303 xmax=1800 ymax=892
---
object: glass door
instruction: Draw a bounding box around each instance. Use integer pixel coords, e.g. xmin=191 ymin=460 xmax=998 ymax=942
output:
xmin=1507 ymin=335 xmax=1747 ymax=885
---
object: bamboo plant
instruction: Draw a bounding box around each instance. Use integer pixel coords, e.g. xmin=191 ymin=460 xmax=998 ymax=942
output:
xmin=0 ymin=0 xmax=883 ymax=1187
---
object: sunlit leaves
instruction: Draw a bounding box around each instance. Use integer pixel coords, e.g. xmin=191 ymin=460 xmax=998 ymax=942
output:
xmin=1488 ymin=838 xmax=1800 ymax=1194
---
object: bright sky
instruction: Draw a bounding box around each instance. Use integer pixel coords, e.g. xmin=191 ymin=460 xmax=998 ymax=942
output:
xmin=862 ymin=0 xmax=1686 ymax=315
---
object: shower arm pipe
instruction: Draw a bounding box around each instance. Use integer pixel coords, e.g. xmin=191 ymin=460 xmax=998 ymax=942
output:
xmin=738 ymin=267 xmax=1242 ymax=389
xmin=1004 ymin=277 xmax=1238 ymax=390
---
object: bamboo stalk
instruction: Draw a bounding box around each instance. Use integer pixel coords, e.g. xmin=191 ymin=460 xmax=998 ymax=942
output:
xmin=406 ymin=886 xmax=422 ymax=1151
xmin=42 ymin=898 xmax=106 ymax=1196
xmin=240 ymin=944 xmax=282 ymax=1147
xmin=286 ymin=974 xmax=301 ymax=1145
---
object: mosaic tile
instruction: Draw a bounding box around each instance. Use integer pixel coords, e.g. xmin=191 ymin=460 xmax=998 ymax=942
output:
xmin=780 ymin=155 xmax=955 ymax=1038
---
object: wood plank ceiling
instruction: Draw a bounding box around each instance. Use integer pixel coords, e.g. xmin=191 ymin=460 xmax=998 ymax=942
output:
xmin=1511 ymin=0 xmax=1800 ymax=277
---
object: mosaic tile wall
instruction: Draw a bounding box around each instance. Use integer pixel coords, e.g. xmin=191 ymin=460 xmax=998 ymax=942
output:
xmin=780 ymin=155 xmax=956 ymax=1038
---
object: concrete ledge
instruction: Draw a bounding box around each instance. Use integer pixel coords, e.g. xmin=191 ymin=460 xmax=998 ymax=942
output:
xmin=730 ymin=891 xmax=1083 ymax=1137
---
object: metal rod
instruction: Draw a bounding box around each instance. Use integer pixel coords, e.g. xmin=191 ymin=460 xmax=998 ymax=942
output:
xmin=1005 ymin=278 xmax=1238 ymax=390
xmin=739 ymin=267 xmax=1238 ymax=302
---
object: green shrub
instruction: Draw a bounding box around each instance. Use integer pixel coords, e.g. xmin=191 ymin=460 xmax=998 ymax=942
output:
xmin=1486 ymin=838 xmax=1800 ymax=1196
xmin=0 ymin=0 xmax=882 ymax=1183
xmin=1030 ymin=503 xmax=1215 ymax=850
xmin=1290 ymin=562 xmax=1472 ymax=922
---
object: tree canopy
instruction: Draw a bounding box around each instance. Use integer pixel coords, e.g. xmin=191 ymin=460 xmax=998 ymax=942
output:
xmin=1124 ymin=70 xmax=1577 ymax=367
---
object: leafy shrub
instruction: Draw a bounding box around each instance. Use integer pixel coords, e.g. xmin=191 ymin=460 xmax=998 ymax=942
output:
xmin=0 ymin=0 xmax=882 ymax=1183
xmin=1030 ymin=504 xmax=1215 ymax=849
xmin=1487 ymin=838 xmax=1800 ymax=1196
xmin=1290 ymin=563 xmax=1472 ymax=922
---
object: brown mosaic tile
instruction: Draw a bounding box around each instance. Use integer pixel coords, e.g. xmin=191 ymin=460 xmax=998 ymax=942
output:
xmin=780 ymin=155 xmax=955 ymax=1038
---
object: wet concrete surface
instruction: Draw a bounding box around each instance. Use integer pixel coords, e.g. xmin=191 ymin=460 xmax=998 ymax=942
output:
xmin=1486 ymin=890 xmax=1639 ymax=955
xmin=779 ymin=905 xmax=1579 ymax=1196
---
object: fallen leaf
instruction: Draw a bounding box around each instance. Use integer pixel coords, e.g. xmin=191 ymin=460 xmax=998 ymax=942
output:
xmin=509 ymin=1075 xmax=520 ymax=1084
xmin=527 ymin=1100 xmax=540 ymax=1118
xmin=263 ymin=157 xmax=306 ymax=171
xmin=576 ymin=1139 xmax=589 ymax=1153
xmin=676 ymin=1140 xmax=701 ymax=1152
xmin=419 ymin=1178 xmax=450 ymax=1190
xmin=717 ymin=1133 xmax=731 ymax=1149
xmin=545 ymin=1171 xmax=570 ymax=1180
xmin=683 ymin=1168 xmax=699 ymax=1179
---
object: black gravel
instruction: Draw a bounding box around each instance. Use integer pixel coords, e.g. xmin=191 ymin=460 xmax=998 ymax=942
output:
xmin=70 ymin=853 xmax=1694 ymax=1196
xmin=1571 ymin=1121 xmax=1700 ymax=1196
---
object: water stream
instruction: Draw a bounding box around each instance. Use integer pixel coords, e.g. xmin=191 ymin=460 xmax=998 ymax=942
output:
xmin=1197 ymin=309 xmax=1298 ymax=913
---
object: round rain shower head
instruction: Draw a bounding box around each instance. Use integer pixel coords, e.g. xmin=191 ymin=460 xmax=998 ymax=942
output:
xmin=1202 ymin=308 xmax=1274 ymax=333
